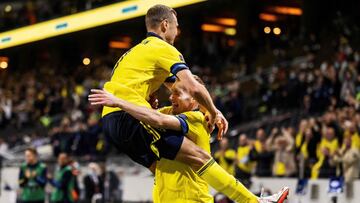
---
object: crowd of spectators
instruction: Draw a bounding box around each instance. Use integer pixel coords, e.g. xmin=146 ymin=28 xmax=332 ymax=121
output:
xmin=215 ymin=104 xmax=360 ymax=184
xmin=0 ymin=4 xmax=360 ymax=185
xmin=212 ymin=20 xmax=360 ymax=182
xmin=0 ymin=56 xmax=112 ymax=160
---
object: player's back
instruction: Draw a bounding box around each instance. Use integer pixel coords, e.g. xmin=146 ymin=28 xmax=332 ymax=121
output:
xmin=153 ymin=107 xmax=213 ymax=203
xmin=102 ymin=33 xmax=186 ymax=117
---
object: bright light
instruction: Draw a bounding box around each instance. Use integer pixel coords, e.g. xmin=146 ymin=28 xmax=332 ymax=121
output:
xmin=201 ymin=24 xmax=236 ymax=35
xmin=213 ymin=18 xmax=237 ymax=26
xmin=264 ymin=26 xmax=271 ymax=34
xmin=224 ymin=28 xmax=236 ymax=36
xmin=109 ymin=41 xmax=131 ymax=49
xmin=83 ymin=58 xmax=90 ymax=65
xmin=259 ymin=13 xmax=278 ymax=22
xmin=201 ymin=24 xmax=224 ymax=32
xmin=0 ymin=61 xmax=8 ymax=69
xmin=4 ymin=5 xmax=12 ymax=13
xmin=273 ymin=27 xmax=281 ymax=35
xmin=269 ymin=6 xmax=302 ymax=16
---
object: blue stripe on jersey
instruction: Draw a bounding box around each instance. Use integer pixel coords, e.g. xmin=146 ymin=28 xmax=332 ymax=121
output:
xmin=175 ymin=114 xmax=189 ymax=134
xmin=165 ymin=75 xmax=176 ymax=83
xmin=170 ymin=63 xmax=189 ymax=75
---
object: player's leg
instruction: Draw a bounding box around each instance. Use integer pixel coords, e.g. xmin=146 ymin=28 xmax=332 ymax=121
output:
xmin=103 ymin=112 xmax=288 ymax=203
xmin=102 ymin=111 xmax=158 ymax=168
xmin=156 ymin=131 xmax=289 ymax=203
xmin=174 ymin=137 xmax=259 ymax=203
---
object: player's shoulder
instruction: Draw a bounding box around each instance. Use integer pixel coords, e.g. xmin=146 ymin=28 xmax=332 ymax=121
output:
xmin=64 ymin=165 xmax=73 ymax=172
xmin=20 ymin=162 xmax=27 ymax=168
xmin=158 ymin=106 xmax=173 ymax=115
xmin=39 ymin=162 xmax=47 ymax=168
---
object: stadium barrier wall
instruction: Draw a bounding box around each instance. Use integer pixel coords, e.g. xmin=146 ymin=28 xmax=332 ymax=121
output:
xmin=1 ymin=167 xmax=360 ymax=203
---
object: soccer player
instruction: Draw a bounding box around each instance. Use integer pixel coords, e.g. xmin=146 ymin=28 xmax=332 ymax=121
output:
xmin=89 ymin=77 xmax=289 ymax=203
xmin=100 ymin=4 xmax=228 ymax=175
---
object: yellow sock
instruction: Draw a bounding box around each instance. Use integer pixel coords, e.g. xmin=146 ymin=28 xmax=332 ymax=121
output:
xmin=197 ymin=158 xmax=258 ymax=203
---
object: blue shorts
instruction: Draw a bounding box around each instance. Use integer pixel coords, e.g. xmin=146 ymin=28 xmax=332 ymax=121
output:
xmin=102 ymin=111 xmax=184 ymax=168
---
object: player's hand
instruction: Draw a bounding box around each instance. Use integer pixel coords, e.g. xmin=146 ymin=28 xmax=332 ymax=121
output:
xmin=206 ymin=110 xmax=228 ymax=140
xmin=205 ymin=112 xmax=215 ymax=133
xmin=88 ymin=89 xmax=120 ymax=107
xmin=25 ymin=170 xmax=31 ymax=178
xmin=148 ymin=94 xmax=159 ymax=109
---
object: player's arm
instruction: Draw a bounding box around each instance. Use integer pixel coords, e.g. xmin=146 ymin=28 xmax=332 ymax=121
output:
xmin=157 ymin=45 xmax=228 ymax=138
xmin=88 ymin=89 xmax=182 ymax=131
xmin=176 ymin=69 xmax=228 ymax=139
xmin=164 ymin=75 xmax=176 ymax=90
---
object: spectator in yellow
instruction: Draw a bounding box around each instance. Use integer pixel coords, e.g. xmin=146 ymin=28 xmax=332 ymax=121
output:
xmin=297 ymin=128 xmax=318 ymax=177
xmin=250 ymin=128 xmax=273 ymax=177
xmin=236 ymin=134 xmax=255 ymax=188
xmin=214 ymin=137 xmax=236 ymax=176
xmin=311 ymin=127 xmax=339 ymax=179
xmin=295 ymin=119 xmax=308 ymax=149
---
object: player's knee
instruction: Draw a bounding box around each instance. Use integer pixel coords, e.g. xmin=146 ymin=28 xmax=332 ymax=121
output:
xmin=188 ymin=147 xmax=211 ymax=171
xmin=195 ymin=147 xmax=211 ymax=163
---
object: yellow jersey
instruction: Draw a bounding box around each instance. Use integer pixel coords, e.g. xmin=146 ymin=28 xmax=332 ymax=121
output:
xmin=236 ymin=145 xmax=255 ymax=174
xmin=153 ymin=107 xmax=213 ymax=203
xmin=311 ymin=138 xmax=339 ymax=179
xmin=102 ymin=32 xmax=187 ymax=117
xmin=316 ymin=138 xmax=339 ymax=159
xmin=343 ymin=130 xmax=360 ymax=150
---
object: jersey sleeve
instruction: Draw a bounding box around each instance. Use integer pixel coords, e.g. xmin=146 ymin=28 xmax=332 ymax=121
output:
xmin=157 ymin=45 xmax=189 ymax=75
xmin=176 ymin=111 xmax=205 ymax=136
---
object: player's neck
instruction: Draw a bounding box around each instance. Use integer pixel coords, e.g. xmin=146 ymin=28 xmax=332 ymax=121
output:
xmin=147 ymin=30 xmax=166 ymax=40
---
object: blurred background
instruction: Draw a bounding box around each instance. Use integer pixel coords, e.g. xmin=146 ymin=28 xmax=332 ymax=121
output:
xmin=0 ymin=0 xmax=360 ymax=202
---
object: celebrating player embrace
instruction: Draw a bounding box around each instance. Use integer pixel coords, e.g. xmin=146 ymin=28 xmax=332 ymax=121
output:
xmin=89 ymin=4 xmax=288 ymax=203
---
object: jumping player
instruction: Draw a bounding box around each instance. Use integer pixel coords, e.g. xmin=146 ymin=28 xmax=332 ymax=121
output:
xmin=89 ymin=76 xmax=289 ymax=203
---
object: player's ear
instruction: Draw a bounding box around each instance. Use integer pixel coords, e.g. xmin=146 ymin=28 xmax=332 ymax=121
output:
xmin=161 ymin=20 xmax=168 ymax=32
xmin=190 ymin=98 xmax=197 ymax=106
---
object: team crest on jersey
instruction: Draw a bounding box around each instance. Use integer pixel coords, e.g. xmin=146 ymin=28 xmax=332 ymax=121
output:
xmin=179 ymin=54 xmax=185 ymax=62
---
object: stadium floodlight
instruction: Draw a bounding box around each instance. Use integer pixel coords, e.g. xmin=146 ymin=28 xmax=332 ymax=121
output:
xmin=264 ymin=26 xmax=271 ymax=34
xmin=83 ymin=58 xmax=91 ymax=66
xmin=273 ymin=27 xmax=281 ymax=35
xmin=0 ymin=61 xmax=8 ymax=69
xmin=0 ymin=0 xmax=206 ymax=50
xmin=4 ymin=5 xmax=12 ymax=13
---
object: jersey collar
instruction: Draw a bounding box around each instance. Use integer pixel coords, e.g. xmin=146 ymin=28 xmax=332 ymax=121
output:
xmin=147 ymin=32 xmax=163 ymax=40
